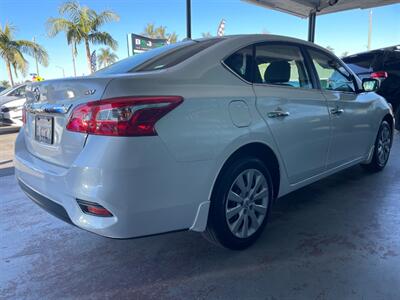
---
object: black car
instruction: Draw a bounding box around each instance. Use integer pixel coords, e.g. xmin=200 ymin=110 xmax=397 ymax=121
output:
xmin=343 ymin=46 xmax=400 ymax=130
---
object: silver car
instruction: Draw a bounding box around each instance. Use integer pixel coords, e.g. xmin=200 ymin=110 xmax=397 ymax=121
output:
xmin=15 ymin=35 xmax=394 ymax=250
xmin=0 ymin=84 xmax=27 ymax=127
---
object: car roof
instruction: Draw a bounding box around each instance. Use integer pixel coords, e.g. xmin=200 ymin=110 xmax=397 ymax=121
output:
xmin=199 ymin=34 xmax=332 ymax=56
xmin=343 ymin=45 xmax=400 ymax=59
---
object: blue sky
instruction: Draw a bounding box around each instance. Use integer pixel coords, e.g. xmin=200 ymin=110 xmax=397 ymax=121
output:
xmin=0 ymin=0 xmax=399 ymax=82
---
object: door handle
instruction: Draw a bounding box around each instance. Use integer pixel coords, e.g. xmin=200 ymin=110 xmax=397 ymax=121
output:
xmin=331 ymin=107 xmax=344 ymax=115
xmin=267 ymin=110 xmax=290 ymax=118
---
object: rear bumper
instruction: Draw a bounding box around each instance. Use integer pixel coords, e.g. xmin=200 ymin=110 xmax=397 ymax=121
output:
xmin=14 ymin=128 xmax=213 ymax=238
xmin=18 ymin=179 xmax=73 ymax=225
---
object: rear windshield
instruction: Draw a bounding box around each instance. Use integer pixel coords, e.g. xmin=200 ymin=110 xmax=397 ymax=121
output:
xmin=343 ymin=53 xmax=377 ymax=74
xmin=94 ymin=38 xmax=222 ymax=75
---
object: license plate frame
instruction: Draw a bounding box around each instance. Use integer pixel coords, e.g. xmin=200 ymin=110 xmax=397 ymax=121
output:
xmin=35 ymin=115 xmax=54 ymax=145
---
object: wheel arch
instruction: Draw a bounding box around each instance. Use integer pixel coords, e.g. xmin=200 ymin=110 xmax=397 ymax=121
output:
xmin=211 ymin=142 xmax=281 ymax=202
xmin=383 ymin=113 xmax=394 ymax=133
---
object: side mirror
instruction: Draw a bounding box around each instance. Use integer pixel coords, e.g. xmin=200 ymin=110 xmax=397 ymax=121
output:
xmin=362 ymin=78 xmax=380 ymax=92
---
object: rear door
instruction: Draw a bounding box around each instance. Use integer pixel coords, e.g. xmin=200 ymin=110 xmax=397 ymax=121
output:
xmin=253 ymin=43 xmax=331 ymax=184
xmin=307 ymin=48 xmax=375 ymax=168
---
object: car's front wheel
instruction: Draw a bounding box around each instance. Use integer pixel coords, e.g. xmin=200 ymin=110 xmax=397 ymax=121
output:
xmin=362 ymin=120 xmax=393 ymax=172
xmin=204 ymin=157 xmax=273 ymax=250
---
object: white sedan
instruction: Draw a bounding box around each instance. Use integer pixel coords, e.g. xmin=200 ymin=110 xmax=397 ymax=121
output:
xmin=0 ymin=84 xmax=27 ymax=127
xmin=15 ymin=35 xmax=394 ymax=249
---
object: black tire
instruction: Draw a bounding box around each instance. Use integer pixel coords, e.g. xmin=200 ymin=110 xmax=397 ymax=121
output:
xmin=203 ymin=157 xmax=274 ymax=250
xmin=362 ymin=120 xmax=392 ymax=172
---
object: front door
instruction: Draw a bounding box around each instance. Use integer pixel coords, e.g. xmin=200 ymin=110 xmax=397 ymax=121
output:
xmin=253 ymin=43 xmax=331 ymax=184
xmin=307 ymin=48 xmax=374 ymax=169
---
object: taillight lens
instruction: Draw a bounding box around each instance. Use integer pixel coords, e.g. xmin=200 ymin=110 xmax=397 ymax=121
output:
xmin=66 ymin=96 xmax=183 ymax=136
xmin=76 ymin=199 xmax=113 ymax=217
xmin=371 ymin=71 xmax=388 ymax=79
xmin=22 ymin=106 xmax=26 ymax=124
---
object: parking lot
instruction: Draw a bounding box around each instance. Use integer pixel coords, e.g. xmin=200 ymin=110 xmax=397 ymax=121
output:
xmin=0 ymin=131 xmax=399 ymax=299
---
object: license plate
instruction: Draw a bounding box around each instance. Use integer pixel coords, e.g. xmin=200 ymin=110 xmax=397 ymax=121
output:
xmin=35 ymin=115 xmax=54 ymax=144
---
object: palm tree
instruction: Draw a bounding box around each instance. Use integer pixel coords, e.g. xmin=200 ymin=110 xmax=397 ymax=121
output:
xmin=201 ymin=32 xmax=212 ymax=38
xmin=0 ymin=23 xmax=48 ymax=86
xmin=143 ymin=23 xmax=177 ymax=43
xmin=143 ymin=23 xmax=156 ymax=38
xmin=167 ymin=32 xmax=178 ymax=43
xmin=47 ymin=1 xmax=120 ymax=74
xmin=97 ymin=47 xmax=118 ymax=68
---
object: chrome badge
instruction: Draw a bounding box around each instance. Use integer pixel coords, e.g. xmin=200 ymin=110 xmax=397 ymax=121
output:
xmin=33 ymin=87 xmax=41 ymax=102
xmin=84 ymin=89 xmax=96 ymax=95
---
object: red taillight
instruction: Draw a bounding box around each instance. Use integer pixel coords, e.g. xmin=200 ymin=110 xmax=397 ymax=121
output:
xmin=371 ymin=71 xmax=388 ymax=79
xmin=86 ymin=206 xmax=112 ymax=217
xmin=77 ymin=199 xmax=113 ymax=217
xmin=66 ymin=96 xmax=183 ymax=136
xmin=22 ymin=106 xmax=26 ymax=124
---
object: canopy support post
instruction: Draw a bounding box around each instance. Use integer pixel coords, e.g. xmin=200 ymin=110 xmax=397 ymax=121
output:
xmin=308 ymin=11 xmax=316 ymax=43
xmin=186 ymin=0 xmax=192 ymax=39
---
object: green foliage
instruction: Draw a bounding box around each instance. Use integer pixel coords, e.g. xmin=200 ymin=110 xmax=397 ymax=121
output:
xmin=143 ymin=23 xmax=178 ymax=43
xmin=0 ymin=80 xmax=10 ymax=88
xmin=0 ymin=23 xmax=48 ymax=85
xmin=97 ymin=47 xmax=118 ymax=68
xmin=47 ymin=0 xmax=120 ymax=73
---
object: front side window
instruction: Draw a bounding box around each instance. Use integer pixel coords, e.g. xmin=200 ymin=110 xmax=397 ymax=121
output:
xmin=10 ymin=85 xmax=26 ymax=97
xmin=254 ymin=44 xmax=312 ymax=88
xmin=224 ymin=46 xmax=253 ymax=82
xmin=309 ymin=49 xmax=355 ymax=93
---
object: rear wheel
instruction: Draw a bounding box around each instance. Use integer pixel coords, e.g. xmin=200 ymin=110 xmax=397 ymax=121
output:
xmin=362 ymin=120 xmax=392 ymax=172
xmin=203 ymin=157 xmax=273 ymax=250
xmin=395 ymin=107 xmax=399 ymax=131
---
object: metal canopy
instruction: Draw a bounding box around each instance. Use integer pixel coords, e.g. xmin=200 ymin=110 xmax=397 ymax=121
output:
xmin=243 ymin=0 xmax=400 ymax=18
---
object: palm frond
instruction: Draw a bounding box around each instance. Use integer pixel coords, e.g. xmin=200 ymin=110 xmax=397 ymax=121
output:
xmin=46 ymin=18 xmax=75 ymax=37
xmin=88 ymin=32 xmax=118 ymax=50
xmin=16 ymin=40 xmax=49 ymax=66
xmin=93 ymin=11 xmax=120 ymax=29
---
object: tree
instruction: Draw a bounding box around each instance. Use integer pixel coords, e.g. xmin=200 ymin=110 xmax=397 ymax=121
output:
xmin=0 ymin=23 xmax=48 ymax=86
xmin=143 ymin=23 xmax=156 ymax=38
xmin=341 ymin=51 xmax=349 ymax=58
xmin=0 ymin=80 xmax=10 ymax=88
xmin=201 ymin=32 xmax=212 ymax=38
xmin=143 ymin=23 xmax=178 ymax=43
xmin=167 ymin=32 xmax=178 ymax=43
xmin=326 ymin=46 xmax=335 ymax=53
xmin=47 ymin=0 xmax=120 ymax=74
xmin=97 ymin=47 xmax=118 ymax=68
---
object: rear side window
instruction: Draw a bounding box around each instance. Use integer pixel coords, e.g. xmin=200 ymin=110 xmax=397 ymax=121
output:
xmin=254 ymin=44 xmax=312 ymax=88
xmin=95 ymin=39 xmax=222 ymax=75
xmin=223 ymin=46 xmax=253 ymax=82
xmin=136 ymin=39 xmax=222 ymax=71
xmin=343 ymin=53 xmax=376 ymax=74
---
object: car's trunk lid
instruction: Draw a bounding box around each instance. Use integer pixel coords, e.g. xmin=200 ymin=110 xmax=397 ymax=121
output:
xmin=24 ymin=77 xmax=112 ymax=168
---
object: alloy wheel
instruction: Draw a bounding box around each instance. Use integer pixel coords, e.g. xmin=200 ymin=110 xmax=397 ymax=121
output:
xmin=225 ymin=169 xmax=269 ymax=238
xmin=377 ymin=125 xmax=391 ymax=166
